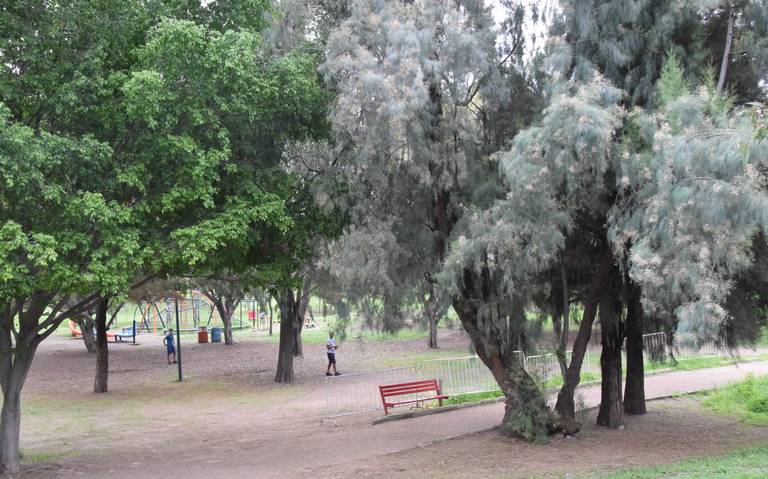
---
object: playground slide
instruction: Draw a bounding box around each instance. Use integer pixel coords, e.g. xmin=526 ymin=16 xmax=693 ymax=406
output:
xmin=69 ymin=320 xmax=123 ymax=341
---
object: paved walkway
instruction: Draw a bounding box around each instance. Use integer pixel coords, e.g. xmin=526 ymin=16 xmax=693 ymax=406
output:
xmin=53 ymin=361 xmax=768 ymax=479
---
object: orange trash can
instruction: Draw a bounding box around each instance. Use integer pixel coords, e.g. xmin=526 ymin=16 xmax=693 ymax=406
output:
xmin=197 ymin=326 xmax=209 ymax=343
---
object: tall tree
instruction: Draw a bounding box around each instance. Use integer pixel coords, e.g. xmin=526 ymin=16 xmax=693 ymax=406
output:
xmin=316 ymin=0 xmax=556 ymax=439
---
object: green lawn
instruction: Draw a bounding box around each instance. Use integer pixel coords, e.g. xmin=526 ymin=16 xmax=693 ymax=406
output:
xmin=594 ymin=444 xmax=768 ymax=478
xmin=646 ymin=355 xmax=739 ymax=372
xmin=595 ymin=375 xmax=768 ymax=478
xmin=443 ymin=390 xmax=504 ymax=406
xmin=700 ymin=374 xmax=768 ymax=426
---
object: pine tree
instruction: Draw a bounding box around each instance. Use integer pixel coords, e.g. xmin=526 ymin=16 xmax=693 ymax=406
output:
xmin=315 ymin=0 xmax=556 ymax=439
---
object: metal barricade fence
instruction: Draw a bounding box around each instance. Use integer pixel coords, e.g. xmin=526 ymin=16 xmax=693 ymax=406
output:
xmin=324 ymin=367 xmax=422 ymax=419
xmin=322 ymin=333 xmax=731 ymax=420
xmin=672 ymin=334 xmax=729 ymax=360
xmin=524 ymin=352 xmax=573 ymax=385
xmin=415 ymin=354 xmax=520 ymax=396
xmin=324 ymin=351 xmax=524 ymax=419
xmin=642 ymin=332 xmax=668 ymax=364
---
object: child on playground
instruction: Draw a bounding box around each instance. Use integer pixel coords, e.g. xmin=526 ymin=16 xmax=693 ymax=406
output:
xmin=163 ymin=329 xmax=177 ymax=365
xmin=325 ymin=332 xmax=340 ymax=376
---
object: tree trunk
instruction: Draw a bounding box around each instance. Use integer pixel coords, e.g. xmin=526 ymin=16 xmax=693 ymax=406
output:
xmin=624 ymin=284 xmax=646 ymax=415
xmin=0 ymin=385 xmax=22 ymax=474
xmin=423 ymin=286 xmax=441 ymax=349
xmin=211 ymin=297 xmax=240 ymax=346
xmin=294 ymin=285 xmax=311 ymax=358
xmin=453 ymin=267 xmax=556 ymax=442
xmin=428 ymin=314 xmax=438 ymax=349
xmin=76 ymin=314 xmax=97 ymax=353
xmin=0 ymin=348 xmax=36 ymax=475
xmin=268 ymin=300 xmax=274 ymax=336
xmin=554 ymin=252 xmax=612 ymax=424
xmin=93 ymin=296 xmax=110 ymax=394
xmin=223 ymin=312 xmax=234 ymax=345
xmin=716 ymin=8 xmax=735 ymax=95
xmin=0 ymin=302 xmax=39 ymax=475
xmin=275 ymin=289 xmax=302 ymax=383
xmin=596 ymin=277 xmax=624 ymax=428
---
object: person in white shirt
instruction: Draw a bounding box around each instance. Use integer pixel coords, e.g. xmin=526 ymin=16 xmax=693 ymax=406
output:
xmin=325 ymin=332 xmax=340 ymax=376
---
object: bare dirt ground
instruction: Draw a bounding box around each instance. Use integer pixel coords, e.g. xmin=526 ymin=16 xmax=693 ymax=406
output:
xmin=321 ymin=397 xmax=768 ymax=479
xmin=14 ymin=329 xmax=768 ymax=478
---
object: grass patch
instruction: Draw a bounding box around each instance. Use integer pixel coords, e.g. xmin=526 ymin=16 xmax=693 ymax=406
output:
xmin=700 ymin=374 xmax=768 ymax=426
xmin=376 ymin=349 xmax=471 ymax=368
xmin=645 ymin=355 xmax=740 ymax=372
xmin=19 ymin=449 xmax=69 ymax=463
xmin=443 ymin=390 xmax=504 ymax=406
xmin=593 ymin=443 xmax=768 ymax=478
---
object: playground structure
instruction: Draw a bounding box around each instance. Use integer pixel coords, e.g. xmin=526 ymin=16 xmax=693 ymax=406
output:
xmin=132 ymin=292 xmax=273 ymax=334
xmin=68 ymin=320 xmax=133 ymax=342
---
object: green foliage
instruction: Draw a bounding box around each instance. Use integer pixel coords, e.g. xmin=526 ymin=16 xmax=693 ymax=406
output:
xmin=702 ymin=374 xmax=768 ymax=426
xmin=444 ymin=390 xmax=504 ymax=406
xmin=612 ymin=88 xmax=768 ymax=337
xmin=593 ymin=443 xmax=768 ymax=479
xmin=657 ymin=52 xmax=689 ymax=108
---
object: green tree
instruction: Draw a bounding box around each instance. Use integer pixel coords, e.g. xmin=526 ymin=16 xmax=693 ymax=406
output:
xmin=316 ymin=0 xmax=554 ymax=439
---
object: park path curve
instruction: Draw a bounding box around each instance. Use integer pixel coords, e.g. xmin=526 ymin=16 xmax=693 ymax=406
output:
xmin=47 ymin=361 xmax=768 ymax=479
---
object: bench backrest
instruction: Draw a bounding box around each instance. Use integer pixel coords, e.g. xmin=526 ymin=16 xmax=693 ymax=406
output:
xmin=379 ymin=379 xmax=440 ymax=398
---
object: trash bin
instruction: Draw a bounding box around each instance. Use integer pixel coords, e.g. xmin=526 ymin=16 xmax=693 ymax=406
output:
xmin=197 ymin=326 xmax=209 ymax=344
xmin=211 ymin=327 xmax=222 ymax=343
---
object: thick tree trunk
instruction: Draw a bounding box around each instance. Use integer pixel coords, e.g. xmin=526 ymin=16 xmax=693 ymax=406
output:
xmin=624 ymin=285 xmax=646 ymax=415
xmin=0 ymin=349 xmax=35 ymax=475
xmin=454 ymin=268 xmax=556 ymax=441
xmin=0 ymin=385 xmax=22 ymax=474
xmin=93 ymin=297 xmax=110 ymax=394
xmin=0 ymin=305 xmax=38 ymax=475
xmin=76 ymin=314 xmax=97 ymax=353
xmin=554 ymin=252 xmax=612 ymax=424
xmin=596 ymin=277 xmax=624 ymax=428
xmin=275 ymin=289 xmax=302 ymax=383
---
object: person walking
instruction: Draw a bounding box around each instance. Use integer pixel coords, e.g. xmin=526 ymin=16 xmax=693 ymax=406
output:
xmin=325 ymin=332 xmax=340 ymax=376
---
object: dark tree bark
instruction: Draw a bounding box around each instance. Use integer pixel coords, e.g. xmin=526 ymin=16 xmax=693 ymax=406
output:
xmin=596 ymin=273 xmax=624 ymax=428
xmin=93 ymin=296 xmax=110 ymax=394
xmin=75 ymin=313 xmax=97 ymax=353
xmin=275 ymin=288 xmax=305 ymax=383
xmin=554 ymin=252 xmax=613 ymax=425
xmin=624 ymin=283 xmax=646 ymax=415
xmin=454 ymin=266 xmax=556 ymax=441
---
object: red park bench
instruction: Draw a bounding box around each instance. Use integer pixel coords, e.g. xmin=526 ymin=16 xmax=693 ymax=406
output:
xmin=378 ymin=379 xmax=449 ymax=415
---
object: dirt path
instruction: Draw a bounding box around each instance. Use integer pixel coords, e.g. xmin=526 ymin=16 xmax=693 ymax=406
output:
xmin=34 ymin=361 xmax=768 ymax=478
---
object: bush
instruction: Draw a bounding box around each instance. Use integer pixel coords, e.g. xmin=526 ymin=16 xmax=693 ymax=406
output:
xmin=703 ymin=374 xmax=768 ymax=425
xmin=747 ymin=396 xmax=768 ymax=414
